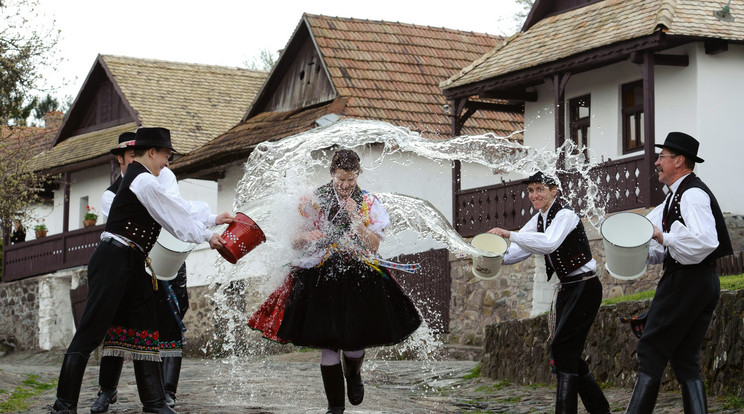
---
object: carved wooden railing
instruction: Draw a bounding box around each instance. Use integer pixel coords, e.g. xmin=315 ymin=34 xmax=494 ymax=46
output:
xmin=2 ymin=225 xmax=104 ymax=283
xmin=454 ymin=155 xmax=666 ymax=238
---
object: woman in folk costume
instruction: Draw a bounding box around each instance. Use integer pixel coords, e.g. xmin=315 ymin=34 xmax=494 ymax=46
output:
xmin=248 ymin=149 xmax=422 ymax=414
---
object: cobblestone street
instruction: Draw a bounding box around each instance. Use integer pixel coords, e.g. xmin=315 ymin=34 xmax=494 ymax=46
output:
xmin=1 ymin=349 xmax=741 ymax=413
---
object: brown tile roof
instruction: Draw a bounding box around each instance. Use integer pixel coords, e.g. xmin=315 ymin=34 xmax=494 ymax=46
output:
xmin=441 ymin=0 xmax=744 ymax=90
xmin=306 ymin=14 xmax=522 ymax=137
xmin=172 ymin=14 xmax=524 ymax=175
xmin=172 ymin=102 xmax=341 ymax=175
xmin=30 ymin=123 xmax=138 ymax=172
xmin=32 ymin=55 xmax=267 ymax=172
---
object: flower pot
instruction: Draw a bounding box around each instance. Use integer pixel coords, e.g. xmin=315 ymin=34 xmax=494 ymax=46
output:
xmin=35 ymin=230 xmax=47 ymax=238
xmin=83 ymin=219 xmax=97 ymax=227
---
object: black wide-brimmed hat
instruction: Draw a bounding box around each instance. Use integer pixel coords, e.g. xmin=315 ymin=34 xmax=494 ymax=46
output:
xmin=132 ymin=127 xmax=176 ymax=152
xmin=522 ymin=171 xmax=557 ymax=186
xmin=654 ymin=132 xmax=704 ymax=163
xmin=110 ymin=132 xmax=136 ymax=155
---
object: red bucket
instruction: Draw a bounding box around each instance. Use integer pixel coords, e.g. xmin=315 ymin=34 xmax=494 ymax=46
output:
xmin=218 ymin=212 xmax=266 ymax=264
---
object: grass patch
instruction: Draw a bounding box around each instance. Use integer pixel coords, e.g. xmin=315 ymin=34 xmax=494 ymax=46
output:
xmin=722 ymin=394 xmax=744 ymax=410
xmin=463 ymin=364 xmax=481 ymax=379
xmin=0 ymin=374 xmax=56 ymax=413
xmin=474 ymin=379 xmax=511 ymax=393
xmin=497 ymin=395 xmax=521 ymax=403
xmin=602 ymin=273 xmax=744 ymax=306
xmin=525 ymin=382 xmax=549 ymax=389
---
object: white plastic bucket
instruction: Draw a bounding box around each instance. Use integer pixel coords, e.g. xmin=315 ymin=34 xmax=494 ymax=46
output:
xmin=470 ymin=233 xmax=509 ymax=280
xmin=148 ymin=229 xmax=195 ymax=281
xmin=601 ymin=212 xmax=654 ymax=280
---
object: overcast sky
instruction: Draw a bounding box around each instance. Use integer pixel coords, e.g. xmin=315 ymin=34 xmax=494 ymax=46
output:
xmin=32 ymin=0 xmax=526 ymax=106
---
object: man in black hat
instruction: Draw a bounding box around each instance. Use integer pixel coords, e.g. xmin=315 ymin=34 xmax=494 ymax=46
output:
xmin=488 ymin=171 xmax=609 ymax=414
xmin=89 ymin=131 xmax=212 ymax=412
xmin=50 ymin=127 xmax=234 ymax=414
xmin=624 ymin=132 xmax=732 ymax=414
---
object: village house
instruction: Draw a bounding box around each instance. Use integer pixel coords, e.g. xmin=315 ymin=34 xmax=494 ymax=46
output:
xmin=167 ymin=13 xmax=523 ymax=352
xmin=0 ymin=55 xmax=266 ymax=351
xmin=439 ymin=0 xmax=744 ymax=341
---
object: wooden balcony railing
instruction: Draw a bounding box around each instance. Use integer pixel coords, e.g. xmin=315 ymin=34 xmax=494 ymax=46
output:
xmin=454 ymin=155 xmax=666 ymax=238
xmin=2 ymin=225 xmax=104 ymax=283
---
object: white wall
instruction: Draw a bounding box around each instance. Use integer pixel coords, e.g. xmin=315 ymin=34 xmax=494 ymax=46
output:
xmin=691 ymin=43 xmax=744 ymax=215
xmin=519 ymin=42 xmax=744 ymax=216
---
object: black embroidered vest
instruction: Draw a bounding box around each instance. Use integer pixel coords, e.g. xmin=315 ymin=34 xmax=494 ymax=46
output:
xmin=662 ymin=173 xmax=732 ymax=269
xmin=538 ymin=200 xmax=592 ymax=281
xmin=105 ymin=162 xmax=161 ymax=253
xmin=106 ymin=176 xmax=122 ymax=194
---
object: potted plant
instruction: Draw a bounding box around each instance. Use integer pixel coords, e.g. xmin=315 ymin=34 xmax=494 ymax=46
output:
xmin=34 ymin=220 xmax=48 ymax=238
xmin=84 ymin=205 xmax=99 ymax=227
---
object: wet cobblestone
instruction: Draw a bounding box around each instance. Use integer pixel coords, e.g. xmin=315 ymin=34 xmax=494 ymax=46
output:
xmin=1 ymin=349 xmax=741 ymax=413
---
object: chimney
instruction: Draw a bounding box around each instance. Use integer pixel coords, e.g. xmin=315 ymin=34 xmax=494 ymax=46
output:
xmin=43 ymin=111 xmax=64 ymax=129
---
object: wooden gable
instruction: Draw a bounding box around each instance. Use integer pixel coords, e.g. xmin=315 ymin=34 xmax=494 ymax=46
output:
xmin=248 ymin=22 xmax=336 ymax=117
xmin=54 ymin=58 xmax=136 ymax=145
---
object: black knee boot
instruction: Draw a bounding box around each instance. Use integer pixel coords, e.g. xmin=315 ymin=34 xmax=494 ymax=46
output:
xmin=625 ymin=372 xmax=660 ymax=414
xmin=681 ymin=379 xmax=707 ymax=414
xmin=320 ymin=364 xmax=345 ymax=414
xmin=555 ymin=371 xmax=578 ymax=414
xmin=161 ymin=356 xmax=182 ymax=407
xmin=578 ymin=372 xmax=610 ymax=414
xmin=90 ymin=356 xmax=123 ymax=413
xmin=342 ymin=352 xmax=364 ymax=406
xmin=51 ymin=353 xmax=90 ymax=413
xmin=133 ymin=360 xmax=177 ymax=414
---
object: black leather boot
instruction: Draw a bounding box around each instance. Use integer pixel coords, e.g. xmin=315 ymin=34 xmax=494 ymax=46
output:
xmin=161 ymin=356 xmax=182 ymax=408
xmin=342 ymin=352 xmax=364 ymax=406
xmin=50 ymin=353 xmax=90 ymax=413
xmin=555 ymin=371 xmax=578 ymax=414
xmin=133 ymin=360 xmax=177 ymax=414
xmin=90 ymin=356 xmax=123 ymax=413
xmin=681 ymin=379 xmax=707 ymax=414
xmin=625 ymin=372 xmax=660 ymax=414
xmin=578 ymin=372 xmax=610 ymax=414
xmin=320 ymin=364 xmax=345 ymax=414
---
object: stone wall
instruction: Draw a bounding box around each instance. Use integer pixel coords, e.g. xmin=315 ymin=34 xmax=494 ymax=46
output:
xmin=0 ymin=269 xmax=78 ymax=352
xmin=481 ymin=288 xmax=744 ymax=397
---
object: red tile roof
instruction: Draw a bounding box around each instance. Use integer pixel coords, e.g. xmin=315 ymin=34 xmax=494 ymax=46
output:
xmin=172 ymin=14 xmax=524 ymax=176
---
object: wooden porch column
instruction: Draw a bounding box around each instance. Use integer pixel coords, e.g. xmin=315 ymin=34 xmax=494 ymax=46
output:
xmin=642 ymin=52 xmax=657 ymax=207
xmin=545 ymin=73 xmax=571 ymax=166
xmin=63 ymin=172 xmax=70 ymax=233
xmin=450 ymin=98 xmax=468 ymax=227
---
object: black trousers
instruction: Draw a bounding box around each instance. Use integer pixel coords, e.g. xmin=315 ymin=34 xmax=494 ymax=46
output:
xmin=66 ymin=239 xmax=151 ymax=356
xmin=637 ymin=264 xmax=719 ymax=381
xmin=551 ymin=276 xmax=603 ymax=374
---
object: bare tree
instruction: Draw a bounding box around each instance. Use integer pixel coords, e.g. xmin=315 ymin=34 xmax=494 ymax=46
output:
xmin=1 ymin=0 xmax=61 ymax=126
xmin=243 ymin=48 xmax=279 ymax=71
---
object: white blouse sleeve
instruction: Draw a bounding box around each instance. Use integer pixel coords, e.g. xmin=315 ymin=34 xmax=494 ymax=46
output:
xmin=130 ymin=174 xmax=214 ymax=244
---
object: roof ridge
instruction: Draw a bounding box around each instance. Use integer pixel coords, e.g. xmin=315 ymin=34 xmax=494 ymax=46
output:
xmin=654 ymin=0 xmax=677 ymax=31
xmin=304 ymin=13 xmax=502 ymax=39
xmin=101 ymin=54 xmax=267 ymax=74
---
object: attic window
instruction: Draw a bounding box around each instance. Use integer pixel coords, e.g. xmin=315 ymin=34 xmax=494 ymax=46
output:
xmin=621 ymin=80 xmax=644 ymax=154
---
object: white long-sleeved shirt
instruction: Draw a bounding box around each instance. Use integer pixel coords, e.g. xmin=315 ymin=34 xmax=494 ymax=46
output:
xmin=504 ymin=200 xmax=596 ymax=276
xmin=646 ymin=173 xmax=719 ymax=265
xmin=101 ymin=166 xmax=216 ymax=245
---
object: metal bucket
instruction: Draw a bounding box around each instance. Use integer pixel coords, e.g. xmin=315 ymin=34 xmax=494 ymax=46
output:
xmin=601 ymin=212 xmax=654 ymax=280
xmin=218 ymin=212 xmax=266 ymax=264
xmin=149 ymin=229 xmax=195 ymax=281
xmin=470 ymin=233 xmax=509 ymax=280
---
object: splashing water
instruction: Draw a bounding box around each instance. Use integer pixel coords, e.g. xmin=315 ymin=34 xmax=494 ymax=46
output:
xmin=201 ymin=118 xmax=607 ymax=407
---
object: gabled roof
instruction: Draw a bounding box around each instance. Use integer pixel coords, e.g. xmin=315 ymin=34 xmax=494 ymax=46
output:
xmin=441 ymin=0 xmax=744 ymax=91
xmin=171 ymin=14 xmax=524 ymax=177
xmin=33 ymin=55 xmax=267 ymax=172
